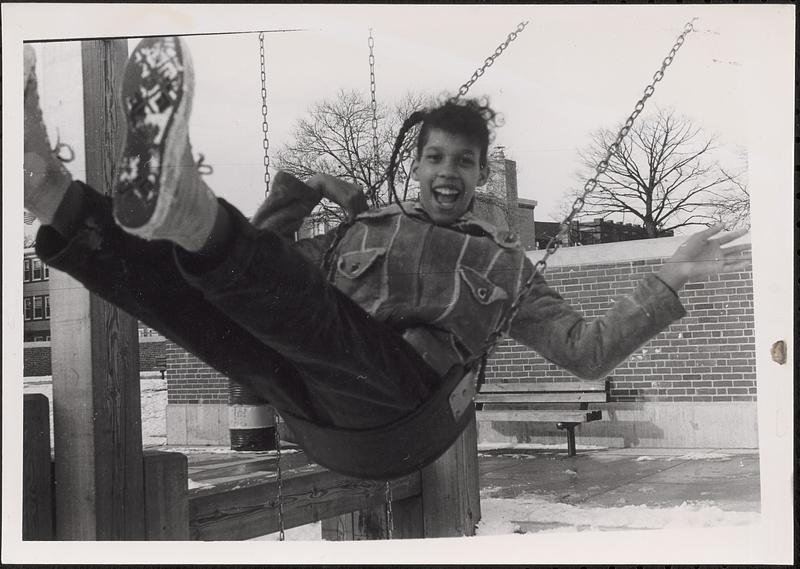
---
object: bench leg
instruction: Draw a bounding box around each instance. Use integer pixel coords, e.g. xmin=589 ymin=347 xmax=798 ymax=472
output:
xmin=556 ymin=423 xmax=578 ymax=457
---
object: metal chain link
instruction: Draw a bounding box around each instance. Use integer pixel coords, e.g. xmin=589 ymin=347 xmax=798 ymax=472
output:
xmin=476 ymin=18 xmax=698 ymax=362
xmin=273 ymin=409 xmax=285 ymax=541
xmin=260 ymin=31 xmax=282 ymax=541
xmin=259 ymin=32 xmax=271 ymax=197
xmin=365 ymin=20 xmax=530 ymax=197
xmin=370 ymin=29 xmax=395 ymax=539
xmin=385 ymin=482 xmax=394 ymax=539
xmin=327 ymin=20 xmax=531 ymax=273
xmin=450 ymin=21 xmax=529 ymax=102
xmin=368 ymin=29 xmax=381 ymax=207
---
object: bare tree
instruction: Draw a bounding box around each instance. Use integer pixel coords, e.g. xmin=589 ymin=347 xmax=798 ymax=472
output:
xmin=706 ymin=148 xmax=750 ymax=230
xmin=707 ymin=172 xmax=750 ymax=230
xmin=561 ymin=108 xmax=748 ymax=237
xmin=273 ymin=89 xmax=432 ymax=228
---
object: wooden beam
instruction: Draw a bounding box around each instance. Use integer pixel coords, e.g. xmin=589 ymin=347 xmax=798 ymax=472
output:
xmin=477 ymin=409 xmax=603 ymax=423
xmin=50 ymin=38 xmax=144 ymax=540
xmin=420 ymin=416 xmax=480 ymax=538
xmin=143 ymin=451 xmax=189 ymax=540
xmin=475 ymin=392 xmax=609 ymax=404
xmin=23 ymin=394 xmax=53 ymax=540
xmin=189 ymin=465 xmax=420 ymax=541
xmin=479 ymin=381 xmax=608 ymax=393
xmin=320 ymin=490 xmax=424 ymax=540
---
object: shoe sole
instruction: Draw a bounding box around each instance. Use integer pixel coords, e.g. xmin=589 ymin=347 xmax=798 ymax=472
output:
xmin=114 ymin=36 xmax=193 ymax=234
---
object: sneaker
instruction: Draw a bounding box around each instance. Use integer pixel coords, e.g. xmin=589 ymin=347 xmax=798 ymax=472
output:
xmin=24 ymin=44 xmax=72 ymax=225
xmin=113 ymin=36 xmax=216 ymax=249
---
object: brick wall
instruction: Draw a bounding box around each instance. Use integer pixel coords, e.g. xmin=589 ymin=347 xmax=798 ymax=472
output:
xmin=23 ymin=338 xmax=167 ymax=377
xmin=165 ymin=341 xmax=228 ymax=404
xmin=23 ymin=343 xmax=52 ymax=376
xmin=484 ymin=237 xmax=755 ymax=403
xmin=139 ymin=337 xmax=168 ymax=371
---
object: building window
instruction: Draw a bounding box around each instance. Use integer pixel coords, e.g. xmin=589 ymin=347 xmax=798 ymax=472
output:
xmin=45 ymin=296 xmax=51 ymax=319
xmin=43 ymin=264 xmax=49 ymax=280
xmin=33 ymin=296 xmax=44 ymax=320
xmin=24 ymin=259 xmax=32 ymax=282
xmin=24 ymin=297 xmax=33 ymax=321
xmin=32 ymin=258 xmax=43 ymax=281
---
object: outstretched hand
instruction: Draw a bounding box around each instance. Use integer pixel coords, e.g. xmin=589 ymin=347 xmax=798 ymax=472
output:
xmin=657 ymin=225 xmax=751 ymax=292
xmin=305 ymin=173 xmax=368 ymax=222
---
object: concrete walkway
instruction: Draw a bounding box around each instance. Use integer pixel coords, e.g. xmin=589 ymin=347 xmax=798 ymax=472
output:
xmin=477 ymin=447 xmax=760 ymax=533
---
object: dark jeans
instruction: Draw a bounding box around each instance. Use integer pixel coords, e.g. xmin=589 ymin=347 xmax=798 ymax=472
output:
xmin=36 ymin=181 xmax=440 ymax=429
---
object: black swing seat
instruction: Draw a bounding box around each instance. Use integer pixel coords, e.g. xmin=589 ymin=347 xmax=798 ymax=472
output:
xmin=280 ymin=365 xmax=477 ymax=480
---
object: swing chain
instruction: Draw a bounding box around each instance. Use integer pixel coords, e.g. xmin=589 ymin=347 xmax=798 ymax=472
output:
xmin=369 ymin=29 xmax=396 ymax=539
xmin=260 ymin=31 xmax=283 ymax=540
xmin=385 ymin=481 xmax=394 ymax=539
xmin=259 ymin=32 xmax=271 ymax=197
xmin=477 ymin=17 xmax=698 ymax=360
xmin=451 ymin=20 xmax=529 ymax=101
xmin=368 ymin=29 xmax=381 ymax=208
xmin=273 ymin=409 xmax=285 ymax=540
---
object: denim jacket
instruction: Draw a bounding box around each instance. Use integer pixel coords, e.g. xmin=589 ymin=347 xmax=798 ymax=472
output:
xmin=252 ymin=180 xmax=687 ymax=378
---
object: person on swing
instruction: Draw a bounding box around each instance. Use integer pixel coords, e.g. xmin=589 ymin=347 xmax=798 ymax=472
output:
xmin=23 ymin=37 xmax=749 ymax=478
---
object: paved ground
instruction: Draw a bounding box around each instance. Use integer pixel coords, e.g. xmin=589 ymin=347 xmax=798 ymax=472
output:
xmin=479 ymin=447 xmax=760 ymax=510
xmin=477 ymin=447 xmax=760 ymax=533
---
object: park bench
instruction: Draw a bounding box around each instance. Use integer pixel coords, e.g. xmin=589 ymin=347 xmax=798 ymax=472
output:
xmin=475 ymin=380 xmax=609 ymax=456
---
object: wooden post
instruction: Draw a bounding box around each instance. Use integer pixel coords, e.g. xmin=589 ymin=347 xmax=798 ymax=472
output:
xmin=320 ymin=419 xmax=479 ymax=541
xmin=23 ymin=394 xmax=53 ymax=540
xmin=49 ymin=38 xmax=145 ymax=540
xmin=321 ymin=486 xmax=425 ymax=541
xmin=143 ymin=451 xmax=189 ymax=540
xmin=420 ymin=416 xmax=481 ymax=537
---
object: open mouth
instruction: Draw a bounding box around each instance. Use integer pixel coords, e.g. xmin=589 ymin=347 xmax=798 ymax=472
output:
xmin=432 ymin=186 xmax=461 ymax=208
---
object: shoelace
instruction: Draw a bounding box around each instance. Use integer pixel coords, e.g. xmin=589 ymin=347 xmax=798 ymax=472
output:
xmin=196 ymin=153 xmax=214 ymax=176
xmin=52 ymin=129 xmax=75 ymax=163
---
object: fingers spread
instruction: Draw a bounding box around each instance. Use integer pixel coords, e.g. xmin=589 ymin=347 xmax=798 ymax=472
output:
xmin=701 ymin=224 xmax=726 ymax=238
xmin=722 ymin=243 xmax=751 ymax=256
xmin=714 ymin=227 xmax=750 ymax=244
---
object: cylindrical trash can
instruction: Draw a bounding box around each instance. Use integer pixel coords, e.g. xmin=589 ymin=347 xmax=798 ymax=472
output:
xmin=228 ymin=381 xmax=276 ymax=451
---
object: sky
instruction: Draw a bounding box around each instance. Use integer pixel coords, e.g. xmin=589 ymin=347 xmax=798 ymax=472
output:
xmin=2 ymin=3 xmax=794 ymax=565
xmin=19 ymin=4 xmax=755 ymax=224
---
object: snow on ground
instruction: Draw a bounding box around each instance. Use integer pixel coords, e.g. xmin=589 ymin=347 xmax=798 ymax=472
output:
xmin=475 ymin=491 xmax=760 ymax=536
xmin=23 ymin=374 xmax=167 ymax=447
xmin=22 ymin=375 xmax=759 ymax=541
xmin=248 ymin=522 xmax=323 ymax=541
xmin=478 ymin=442 xmax=608 ymax=453
xmin=635 ymin=452 xmax=734 ymax=462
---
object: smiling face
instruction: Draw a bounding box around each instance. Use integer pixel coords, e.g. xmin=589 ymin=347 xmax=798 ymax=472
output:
xmin=411 ymin=128 xmax=489 ymax=225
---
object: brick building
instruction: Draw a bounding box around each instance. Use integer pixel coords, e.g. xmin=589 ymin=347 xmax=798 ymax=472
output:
xmin=534 ymin=219 xmax=675 ymax=250
xmin=22 ymin=248 xmax=167 ymax=376
xmin=473 ymin=147 xmax=538 ymax=251
xmin=480 ymin=235 xmax=756 ymax=448
xmin=23 ymin=247 xmax=52 ymax=343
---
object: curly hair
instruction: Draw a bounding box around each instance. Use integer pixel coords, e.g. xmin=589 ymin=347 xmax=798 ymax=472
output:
xmin=417 ymin=98 xmax=498 ymax=166
xmin=384 ymin=97 xmax=499 ymax=210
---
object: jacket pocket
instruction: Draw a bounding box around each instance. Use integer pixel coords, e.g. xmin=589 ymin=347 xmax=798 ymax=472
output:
xmin=459 ymin=265 xmax=508 ymax=305
xmin=337 ymin=247 xmax=386 ymax=279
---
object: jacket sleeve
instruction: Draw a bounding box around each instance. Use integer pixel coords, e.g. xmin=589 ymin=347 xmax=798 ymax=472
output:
xmin=508 ymin=261 xmax=687 ymax=380
xmin=249 ymin=174 xmax=337 ymax=266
